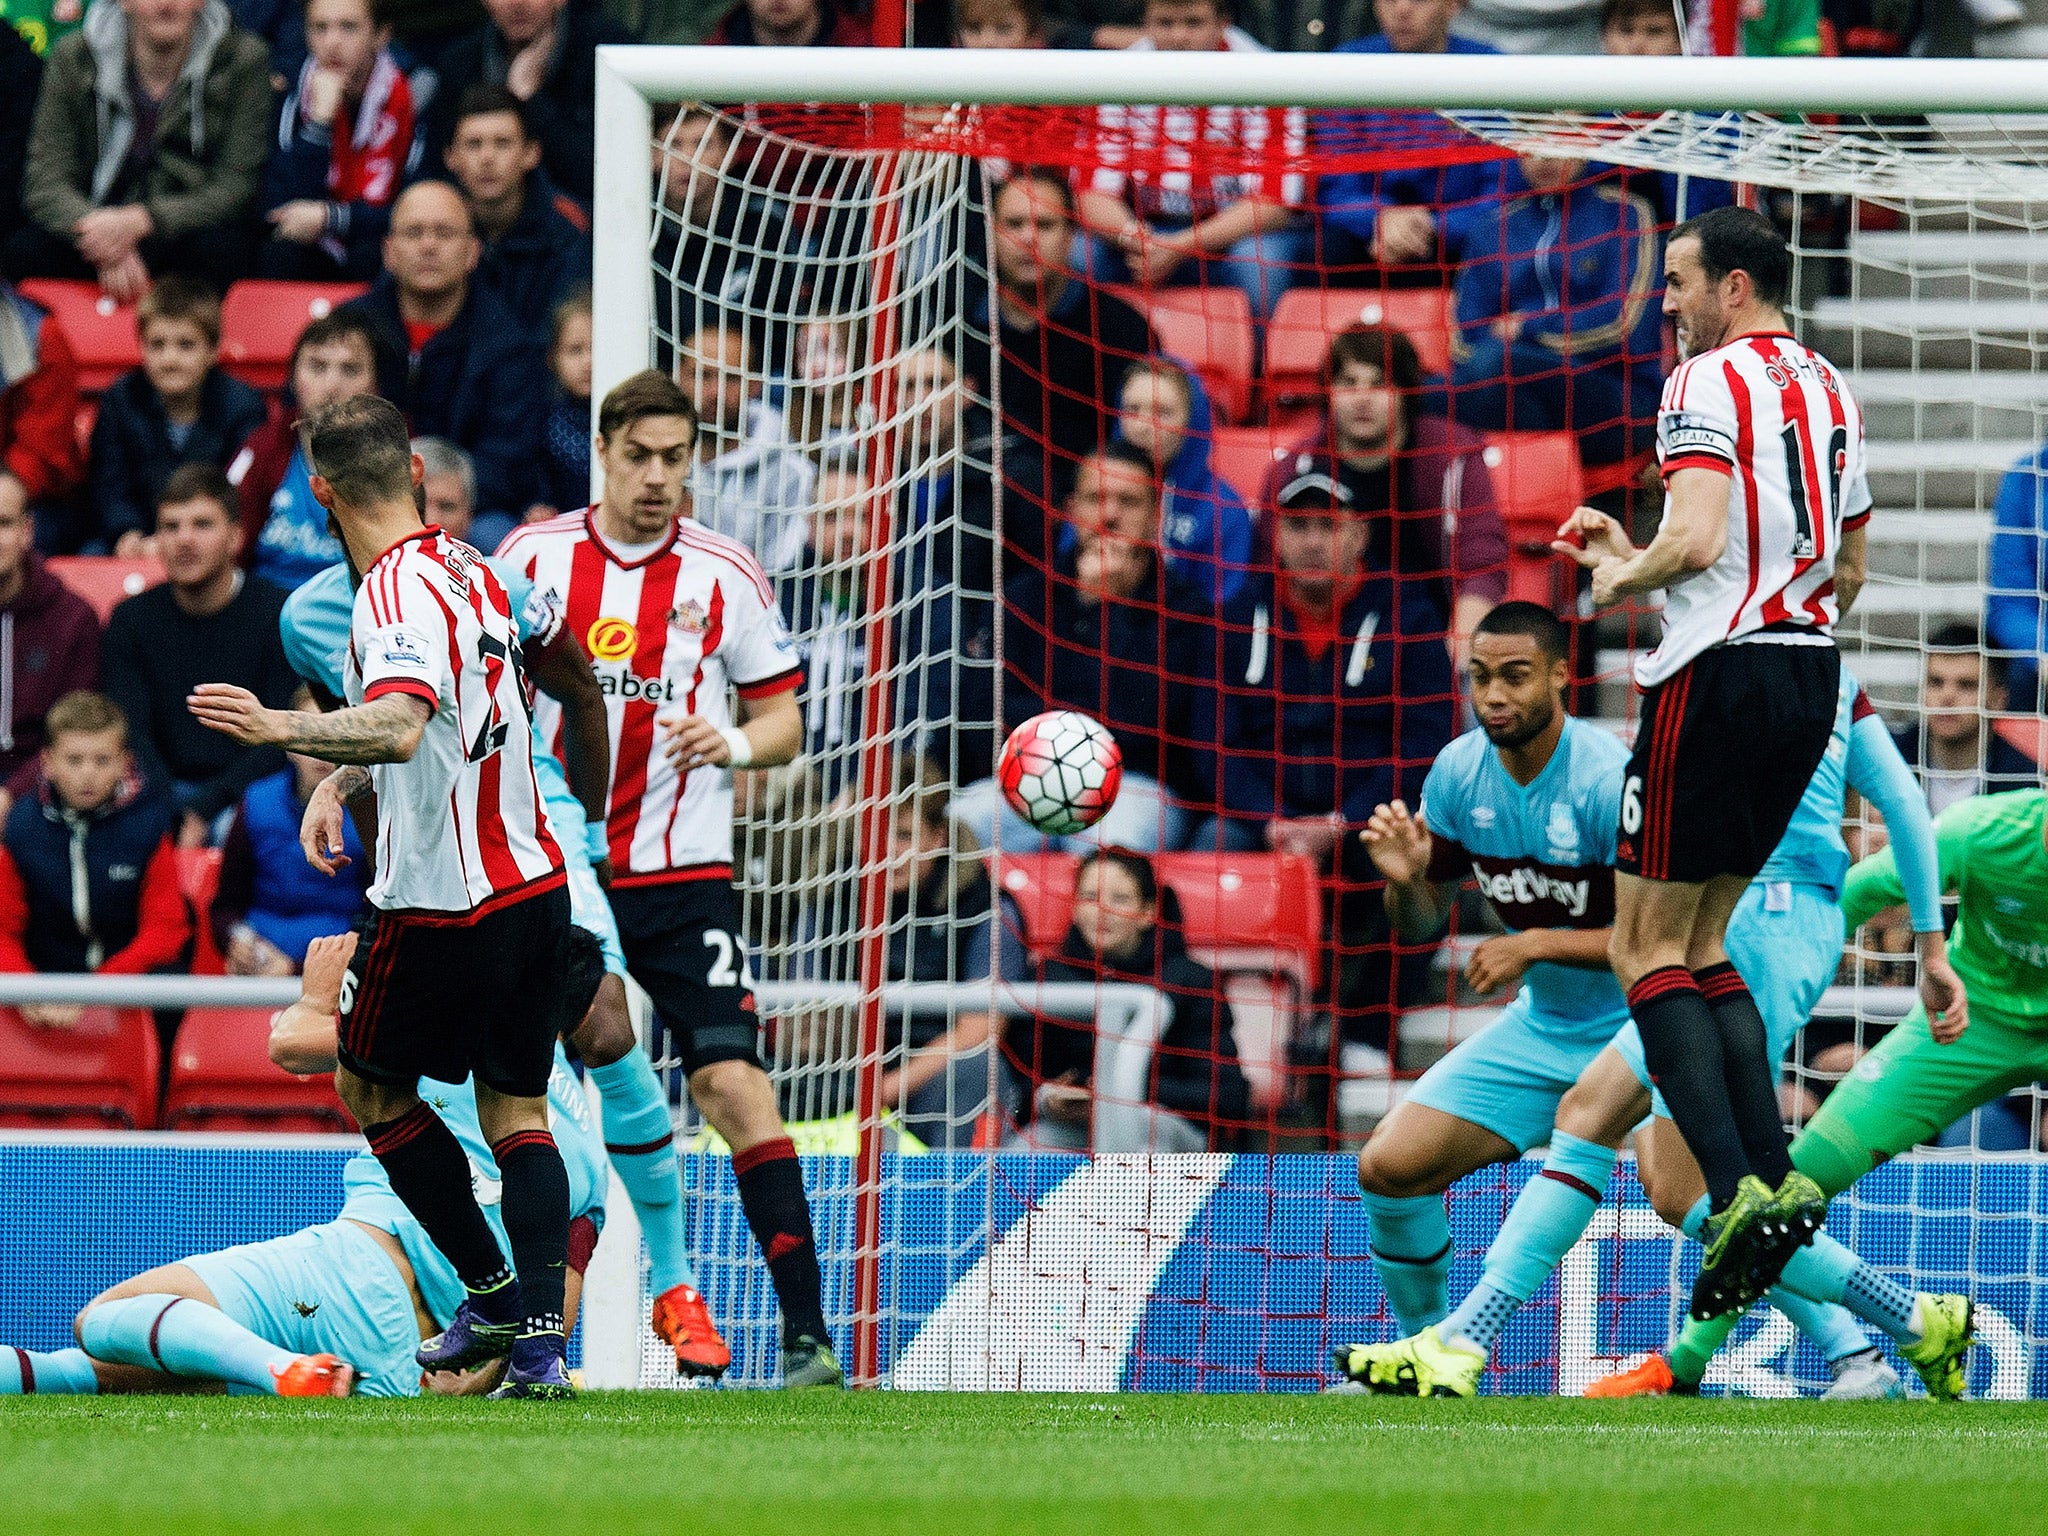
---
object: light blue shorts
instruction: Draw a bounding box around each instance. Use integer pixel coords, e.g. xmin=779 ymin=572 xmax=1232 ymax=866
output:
xmin=1405 ymin=993 xmax=1632 ymax=1152
xmin=1611 ymin=880 xmax=1845 ymax=1120
xmin=536 ymin=751 xmax=625 ymax=977
xmin=183 ymin=1219 xmax=423 ymax=1398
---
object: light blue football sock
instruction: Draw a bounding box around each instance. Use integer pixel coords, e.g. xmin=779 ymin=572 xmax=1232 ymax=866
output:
xmin=1680 ymin=1194 xmax=1711 ymax=1243
xmin=590 ymin=1046 xmax=696 ymax=1295
xmin=1765 ymin=1287 xmax=1873 ymax=1364
xmin=77 ymin=1295 xmax=297 ymax=1394
xmin=1442 ymin=1132 xmax=1617 ymax=1355
xmin=1362 ymin=1192 xmax=1454 ymax=1335
xmin=1781 ymin=1233 xmax=1922 ymax=1344
xmin=0 ymin=1345 xmax=99 ymax=1394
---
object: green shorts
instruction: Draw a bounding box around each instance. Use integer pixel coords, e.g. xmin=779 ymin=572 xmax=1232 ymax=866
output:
xmin=1792 ymin=1001 xmax=2048 ymax=1196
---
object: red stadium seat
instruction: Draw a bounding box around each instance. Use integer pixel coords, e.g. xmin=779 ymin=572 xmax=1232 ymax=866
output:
xmin=0 ymin=1005 xmax=160 ymax=1129
xmin=1264 ymin=288 xmax=1455 ymax=415
xmin=17 ymin=279 xmax=142 ymax=394
xmin=164 ymin=1007 xmax=354 ymax=1133
xmin=46 ymin=556 xmax=167 ymax=623
xmin=1481 ymin=431 xmax=1586 ymax=610
xmin=1208 ymin=424 xmax=1296 ymax=509
xmin=219 ymin=281 xmax=368 ymax=391
xmin=1108 ymin=284 xmax=1256 ymax=425
xmin=992 ymin=851 xmax=1321 ymax=1110
xmin=177 ymin=847 xmax=226 ymax=976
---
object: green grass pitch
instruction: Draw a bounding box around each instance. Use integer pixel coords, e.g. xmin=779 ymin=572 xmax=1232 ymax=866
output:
xmin=7 ymin=1392 xmax=2046 ymax=1535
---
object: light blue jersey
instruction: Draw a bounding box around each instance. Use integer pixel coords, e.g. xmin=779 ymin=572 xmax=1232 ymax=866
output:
xmin=1755 ymin=668 xmax=1859 ymax=897
xmin=281 ymin=560 xmax=624 ymax=974
xmin=337 ymin=1046 xmax=610 ymax=1331
xmin=1418 ymin=716 xmax=1631 ymax=1033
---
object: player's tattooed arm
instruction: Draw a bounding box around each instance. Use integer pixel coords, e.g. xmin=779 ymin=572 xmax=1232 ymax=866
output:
xmin=188 ymin=685 xmax=431 ymax=765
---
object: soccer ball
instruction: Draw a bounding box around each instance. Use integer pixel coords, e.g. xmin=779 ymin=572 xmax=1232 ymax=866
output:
xmin=997 ymin=711 xmax=1123 ymax=837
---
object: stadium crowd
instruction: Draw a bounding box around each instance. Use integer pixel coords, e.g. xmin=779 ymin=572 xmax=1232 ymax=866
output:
xmin=0 ymin=0 xmax=2040 ymax=1158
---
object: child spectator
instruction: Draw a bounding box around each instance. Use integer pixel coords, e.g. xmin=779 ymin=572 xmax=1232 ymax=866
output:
xmin=1112 ymin=357 xmax=1252 ymax=605
xmin=0 ymin=276 xmax=85 ymax=548
xmin=445 ymin=85 xmax=591 ymax=341
xmin=1077 ymin=0 xmax=1307 ymax=325
xmin=103 ymin=465 xmax=295 ymax=844
xmin=1006 ymin=848 xmax=1249 ymax=1151
xmin=232 ymin=310 xmax=378 ymax=591
xmin=530 ymin=289 xmax=592 ymax=522
xmin=14 ymin=0 xmax=272 ymax=299
xmin=89 ymin=277 xmax=265 ymax=558
xmin=259 ymin=0 xmax=418 ymax=281
xmin=211 ymin=707 xmax=368 ymax=976
xmin=954 ymin=0 xmax=1099 ymax=48
xmin=1320 ymin=0 xmax=1506 ymax=273
xmin=0 ymin=691 xmax=189 ymax=1016
xmin=0 ymin=473 xmax=100 ymax=808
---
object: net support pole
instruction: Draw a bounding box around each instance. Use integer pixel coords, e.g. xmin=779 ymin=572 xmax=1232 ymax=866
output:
xmin=847 ymin=154 xmax=910 ymax=1389
xmin=592 ymin=54 xmax=654 ymax=453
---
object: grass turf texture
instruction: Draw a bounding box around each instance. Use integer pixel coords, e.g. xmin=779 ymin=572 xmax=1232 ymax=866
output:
xmin=6 ymin=1392 xmax=2046 ymax=1534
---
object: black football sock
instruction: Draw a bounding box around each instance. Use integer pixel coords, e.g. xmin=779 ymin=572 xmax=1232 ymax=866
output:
xmin=366 ymin=1103 xmax=516 ymax=1315
xmin=1625 ymin=966 xmax=1752 ymax=1210
xmin=1695 ymin=962 xmax=1793 ymax=1188
xmin=734 ymin=1135 xmax=828 ymax=1347
xmin=493 ymin=1130 xmax=571 ymax=1341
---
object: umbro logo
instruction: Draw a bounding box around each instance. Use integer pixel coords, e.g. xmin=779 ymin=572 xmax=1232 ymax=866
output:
xmin=1471 ymin=807 xmax=1497 ymax=827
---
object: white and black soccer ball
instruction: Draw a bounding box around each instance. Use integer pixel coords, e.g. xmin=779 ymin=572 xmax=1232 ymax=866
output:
xmin=996 ymin=710 xmax=1123 ymax=837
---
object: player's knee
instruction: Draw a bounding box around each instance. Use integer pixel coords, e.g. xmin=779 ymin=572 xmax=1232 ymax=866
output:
xmin=690 ymin=1057 xmax=779 ymax=1142
xmin=335 ymin=1068 xmax=416 ymax=1129
xmin=569 ymin=988 xmax=636 ymax=1068
xmin=1355 ymin=1141 xmax=1428 ymax=1200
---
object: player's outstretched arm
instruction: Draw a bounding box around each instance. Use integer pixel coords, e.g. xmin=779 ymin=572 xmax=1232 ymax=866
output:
xmin=1468 ymin=925 xmax=1617 ymax=995
xmin=1360 ymin=799 xmax=1455 ymax=940
xmin=187 ymin=686 xmax=432 ymax=766
xmin=266 ymin=932 xmax=357 ymax=1075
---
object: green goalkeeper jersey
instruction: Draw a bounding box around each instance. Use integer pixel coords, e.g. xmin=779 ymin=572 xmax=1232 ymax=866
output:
xmin=1842 ymin=789 xmax=2048 ymax=1025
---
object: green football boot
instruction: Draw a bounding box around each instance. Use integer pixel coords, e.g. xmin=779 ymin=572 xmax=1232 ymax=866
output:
xmin=1900 ymin=1294 xmax=1974 ymax=1402
xmin=1331 ymin=1326 xmax=1484 ymax=1399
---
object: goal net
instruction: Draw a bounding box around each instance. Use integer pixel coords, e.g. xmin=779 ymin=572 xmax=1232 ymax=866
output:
xmin=580 ymin=48 xmax=2048 ymax=1398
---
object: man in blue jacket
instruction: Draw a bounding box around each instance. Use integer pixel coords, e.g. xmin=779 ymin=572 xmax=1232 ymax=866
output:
xmin=339 ymin=180 xmax=549 ymax=528
xmin=1434 ymin=153 xmax=1664 ymax=467
xmin=1317 ymin=0 xmax=1507 ymax=271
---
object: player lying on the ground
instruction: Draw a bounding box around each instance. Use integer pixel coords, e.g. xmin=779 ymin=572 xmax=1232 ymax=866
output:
xmin=277 ymin=552 xmax=729 ymax=1379
xmin=1337 ymin=603 xmax=1636 ymax=1351
xmin=1336 ymin=670 xmax=1974 ymax=1400
xmin=0 ymin=935 xmax=609 ymax=1398
xmin=1593 ymin=787 xmax=2045 ymax=1401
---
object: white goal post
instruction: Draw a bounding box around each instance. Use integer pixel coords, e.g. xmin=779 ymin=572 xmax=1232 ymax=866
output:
xmin=584 ymin=46 xmax=2048 ymax=1392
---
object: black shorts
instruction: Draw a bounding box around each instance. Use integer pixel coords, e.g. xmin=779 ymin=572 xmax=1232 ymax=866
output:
xmin=610 ymin=880 xmax=761 ymax=1077
xmin=1617 ymin=637 xmax=1840 ymax=885
xmin=338 ymin=882 xmax=573 ymax=1097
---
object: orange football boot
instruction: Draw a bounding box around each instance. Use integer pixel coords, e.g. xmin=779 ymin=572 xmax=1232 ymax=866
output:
xmin=272 ymin=1353 xmax=357 ymax=1397
xmin=651 ymin=1284 xmax=732 ymax=1379
xmin=1584 ymin=1354 xmax=1677 ymax=1398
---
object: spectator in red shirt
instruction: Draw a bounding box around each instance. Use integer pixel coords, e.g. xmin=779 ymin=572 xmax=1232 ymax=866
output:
xmin=706 ymin=0 xmax=873 ymax=45
xmin=0 ymin=691 xmax=189 ymax=1022
xmin=0 ymin=278 xmax=85 ymax=551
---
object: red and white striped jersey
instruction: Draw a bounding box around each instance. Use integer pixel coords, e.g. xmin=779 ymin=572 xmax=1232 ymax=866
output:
xmin=345 ymin=528 xmax=564 ymax=915
xmin=1640 ymin=330 xmax=1872 ymax=688
xmin=496 ymin=509 xmax=801 ymax=885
